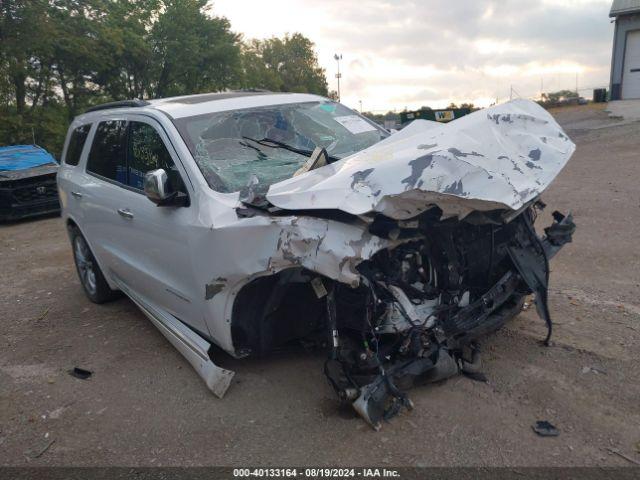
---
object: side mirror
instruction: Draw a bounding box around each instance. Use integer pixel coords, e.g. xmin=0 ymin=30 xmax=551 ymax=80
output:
xmin=143 ymin=168 xmax=190 ymax=207
xmin=144 ymin=169 xmax=170 ymax=204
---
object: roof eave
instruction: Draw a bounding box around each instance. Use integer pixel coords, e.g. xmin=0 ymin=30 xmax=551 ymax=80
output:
xmin=610 ymin=8 xmax=640 ymax=17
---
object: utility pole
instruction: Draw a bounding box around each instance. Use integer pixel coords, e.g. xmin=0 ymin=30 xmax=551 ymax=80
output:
xmin=334 ymin=54 xmax=342 ymax=102
xmin=359 ymin=100 xmax=362 ymax=112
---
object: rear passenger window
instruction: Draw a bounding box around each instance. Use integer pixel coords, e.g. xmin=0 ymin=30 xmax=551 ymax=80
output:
xmin=128 ymin=122 xmax=185 ymax=192
xmin=87 ymin=120 xmax=127 ymax=183
xmin=65 ymin=124 xmax=91 ymax=166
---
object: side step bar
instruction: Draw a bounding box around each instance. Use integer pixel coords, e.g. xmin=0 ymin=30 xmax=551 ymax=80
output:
xmin=113 ymin=278 xmax=235 ymax=398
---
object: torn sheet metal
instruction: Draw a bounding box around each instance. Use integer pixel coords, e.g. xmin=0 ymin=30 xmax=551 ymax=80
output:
xmin=191 ymin=207 xmax=403 ymax=352
xmin=62 ymin=92 xmax=578 ymax=427
xmin=266 ymin=100 xmax=575 ymax=219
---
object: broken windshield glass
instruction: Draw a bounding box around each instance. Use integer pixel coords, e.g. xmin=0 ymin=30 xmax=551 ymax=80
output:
xmin=173 ymin=101 xmax=389 ymax=193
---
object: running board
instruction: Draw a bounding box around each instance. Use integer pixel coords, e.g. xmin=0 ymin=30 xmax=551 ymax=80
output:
xmin=112 ymin=278 xmax=235 ymax=398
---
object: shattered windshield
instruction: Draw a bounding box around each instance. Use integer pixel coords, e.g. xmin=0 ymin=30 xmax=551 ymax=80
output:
xmin=172 ymin=101 xmax=389 ymax=193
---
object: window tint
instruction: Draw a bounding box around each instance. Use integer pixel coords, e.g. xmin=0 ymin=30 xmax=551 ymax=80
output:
xmin=128 ymin=122 xmax=184 ymax=192
xmin=65 ymin=124 xmax=92 ymax=166
xmin=87 ymin=120 xmax=127 ymax=183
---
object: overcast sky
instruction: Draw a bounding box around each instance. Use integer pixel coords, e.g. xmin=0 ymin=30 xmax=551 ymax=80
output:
xmin=213 ymin=0 xmax=614 ymax=112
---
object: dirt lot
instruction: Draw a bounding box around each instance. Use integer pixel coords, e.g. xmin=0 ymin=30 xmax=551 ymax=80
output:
xmin=1 ymin=104 xmax=639 ymax=467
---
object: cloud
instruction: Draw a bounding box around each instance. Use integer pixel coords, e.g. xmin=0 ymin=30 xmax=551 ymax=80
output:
xmin=213 ymin=0 xmax=614 ymax=110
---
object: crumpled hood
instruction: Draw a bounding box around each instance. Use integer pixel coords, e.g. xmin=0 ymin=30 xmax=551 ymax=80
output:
xmin=266 ymin=99 xmax=575 ymax=220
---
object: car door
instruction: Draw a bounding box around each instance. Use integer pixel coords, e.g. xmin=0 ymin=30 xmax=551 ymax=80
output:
xmin=57 ymin=122 xmax=93 ymax=227
xmin=81 ymin=118 xmax=133 ymax=281
xmin=109 ymin=117 xmax=208 ymax=337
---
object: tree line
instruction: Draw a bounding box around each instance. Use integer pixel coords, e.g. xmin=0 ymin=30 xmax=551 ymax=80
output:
xmin=0 ymin=0 xmax=329 ymax=157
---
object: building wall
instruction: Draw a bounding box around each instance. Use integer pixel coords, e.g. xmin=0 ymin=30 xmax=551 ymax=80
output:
xmin=610 ymin=13 xmax=640 ymax=100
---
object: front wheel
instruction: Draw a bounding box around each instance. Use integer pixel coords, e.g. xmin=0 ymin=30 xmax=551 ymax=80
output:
xmin=70 ymin=228 xmax=120 ymax=303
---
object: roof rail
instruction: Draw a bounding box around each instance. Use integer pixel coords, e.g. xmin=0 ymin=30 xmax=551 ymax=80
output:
xmin=85 ymin=99 xmax=150 ymax=113
xmin=233 ymin=88 xmax=272 ymax=93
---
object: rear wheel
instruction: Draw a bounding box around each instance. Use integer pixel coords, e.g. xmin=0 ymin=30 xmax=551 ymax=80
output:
xmin=70 ymin=228 xmax=119 ymax=303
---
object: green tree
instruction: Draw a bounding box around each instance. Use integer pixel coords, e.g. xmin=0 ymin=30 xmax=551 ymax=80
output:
xmin=151 ymin=0 xmax=242 ymax=97
xmin=0 ymin=1 xmax=329 ymax=157
xmin=95 ymin=0 xmax=160 ymax=100
xmin=241 ymin=39 xmax=282 ymax=91
xmin=0 ymin=0 xmax=68 ymax=154
xmin=0 ymin=0 xmax=52 ymax=114
xmin=541 ymin=90 xmax=579 ymax=104
xmin=47 ymin=0 xmax=111 ymax=118
xmin=241 ymin=33 xmax=328 ymax=95
xmin=361 ymin=110 xmax=399 ymax=125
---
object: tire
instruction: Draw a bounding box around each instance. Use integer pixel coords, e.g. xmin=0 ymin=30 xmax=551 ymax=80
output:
xmin=70 ymin=227 xmax=120 ymax=303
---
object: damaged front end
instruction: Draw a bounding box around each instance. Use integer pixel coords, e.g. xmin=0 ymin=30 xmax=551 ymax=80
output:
xmin=226 ymin=99 xmax=576 ymax=428
xmin=232 ymin=195 xmax=575 ymax=430
xmin=321 ymin=204 xmax=574 ymax=429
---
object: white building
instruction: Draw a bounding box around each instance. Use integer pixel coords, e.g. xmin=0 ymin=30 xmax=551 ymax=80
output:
xmin=610 ymin=0 xmax=640 ymax=99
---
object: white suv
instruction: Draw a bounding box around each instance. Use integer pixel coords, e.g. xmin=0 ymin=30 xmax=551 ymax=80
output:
xmin=58 ymin=92 xmax=575 ymax=428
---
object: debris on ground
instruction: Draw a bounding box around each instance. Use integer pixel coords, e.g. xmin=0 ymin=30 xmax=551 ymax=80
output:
xmin=35 ymin=307 xmax=50 ymax=322
xmin=581 ymin=366 xmax=607 ymax=375
xmin=48 ymin=406 xmax=66 ymax=419
xmin=522 ymin=296 xmax=533 ymax=311
xmin=68 ymin=367 xmax=92 ymax=380
xmin=605 ymin=447 xmax=640 ymax=466
xmin=25 ymin=438 xmax=55 ymax=459
xmin=532 ymin=420 xmax=560 ymax=437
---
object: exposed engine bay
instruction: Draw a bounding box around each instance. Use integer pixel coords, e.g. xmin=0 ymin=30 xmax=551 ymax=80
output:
xmin=201 ymin=99 xmax=577 ymax=428
xmin=232 ymin=201 xmax=575 ymax=429
xmin=324 ymin=203 xmax=574 ymax=429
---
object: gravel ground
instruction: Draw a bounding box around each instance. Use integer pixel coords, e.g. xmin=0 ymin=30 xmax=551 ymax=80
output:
xmin=1 ymin=104 xmax=639 ymax=467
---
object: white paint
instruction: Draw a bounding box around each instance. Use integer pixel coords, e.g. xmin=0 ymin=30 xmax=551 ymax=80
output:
xmin=267 ymin=99 xmax=576 ymax=219
xmin=58 ymin=93 xmax=576 ymax=396
xmin=622 ymin=30 xmax=640 ymax=99
xmin=151 ymin=93 xmax=325 ymax=119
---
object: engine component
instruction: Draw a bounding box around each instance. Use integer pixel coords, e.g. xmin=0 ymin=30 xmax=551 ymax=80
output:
xmin=323 ymin=206 xmax=576 ymax=429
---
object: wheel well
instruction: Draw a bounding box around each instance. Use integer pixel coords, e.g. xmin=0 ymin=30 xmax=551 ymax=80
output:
xmin=64 ymin=217 xmax=121 ymax=296
xmin=65 ymin=218 xmax=81 ymax=242
xmin=66 ymin=218 xmax=78 ymax=231
xmin=231 ymin=268 xmax=333 ymax=356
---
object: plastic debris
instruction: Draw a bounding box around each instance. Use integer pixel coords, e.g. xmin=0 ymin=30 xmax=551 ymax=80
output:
xmin=532 ymin=420 xmax=560 ymax=437
xmin=68 ymin=367 xmax=92 ymax=380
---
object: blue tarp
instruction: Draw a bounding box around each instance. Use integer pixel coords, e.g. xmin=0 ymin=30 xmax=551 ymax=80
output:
xmin=0 ymin=145 xmax=57 ymax=171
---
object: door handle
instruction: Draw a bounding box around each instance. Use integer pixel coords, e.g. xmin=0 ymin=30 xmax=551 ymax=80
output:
xmin=71 ymin=191 xmax=83 ymax=198
xmin=117 ymin=208 xmax=134 ymax=219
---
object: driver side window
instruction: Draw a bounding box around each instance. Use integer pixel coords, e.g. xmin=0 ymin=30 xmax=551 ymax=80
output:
xmin=127 ymin=122 xmax=186 ymax=194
